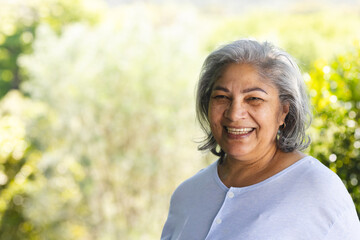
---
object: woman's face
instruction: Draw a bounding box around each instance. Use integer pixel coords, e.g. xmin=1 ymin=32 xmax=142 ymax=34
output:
xmin=208 ymin=63 xmax=289 ymax=162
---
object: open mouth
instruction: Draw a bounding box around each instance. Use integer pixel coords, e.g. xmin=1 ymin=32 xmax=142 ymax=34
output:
xmin=225 ymin=127 xmax=255 ymax=135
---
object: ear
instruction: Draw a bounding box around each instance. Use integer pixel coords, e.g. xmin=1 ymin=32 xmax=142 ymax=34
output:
xmin=280 ymin=102 xmax=290 ymax=125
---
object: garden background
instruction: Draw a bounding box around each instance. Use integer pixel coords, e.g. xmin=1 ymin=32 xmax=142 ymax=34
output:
xmin=0 ymin=0 xmax=359 ymax=239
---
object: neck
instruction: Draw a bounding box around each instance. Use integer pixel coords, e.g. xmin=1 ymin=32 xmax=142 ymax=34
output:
xmin=219 ymin=145 xmax=282 ymax=188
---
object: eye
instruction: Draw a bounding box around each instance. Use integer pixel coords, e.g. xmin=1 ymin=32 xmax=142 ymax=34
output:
xmin=247 ymin=97 xmax=264 ymax=104
xmin=211 ymin=95 xmax=231 ymax=104
xmin=213 ymin=95 xmax=228 ymax=99
xmin=248 ymin=97 xmax=262 ymax=101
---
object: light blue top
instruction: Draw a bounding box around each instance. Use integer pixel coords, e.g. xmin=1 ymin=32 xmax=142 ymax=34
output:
xmin=161 ymin=156 xmax=360 ymax=240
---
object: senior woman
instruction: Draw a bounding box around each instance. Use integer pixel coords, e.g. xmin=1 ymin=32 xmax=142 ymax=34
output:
xmin=161 ymin=39 xmax=360 ymax=239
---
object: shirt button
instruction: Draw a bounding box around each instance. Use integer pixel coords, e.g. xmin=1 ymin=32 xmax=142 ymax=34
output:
xmin=216 ymin=218 xmax=222 ymax=224
xmin=227 ymin=191 xmax=234 ymax=198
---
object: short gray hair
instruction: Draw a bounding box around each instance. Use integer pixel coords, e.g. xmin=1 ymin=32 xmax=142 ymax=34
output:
xmin=196 ymin=39 xmax=312 ymax=158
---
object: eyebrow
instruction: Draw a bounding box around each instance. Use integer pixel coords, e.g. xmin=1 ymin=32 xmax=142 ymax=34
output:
xmin=212 ymin=86 xmax=268 ymax=94
xmin=212 ymin=86 xmax=230 ymax=92
xmin=243 ymin=87 xmax=268 ymax=94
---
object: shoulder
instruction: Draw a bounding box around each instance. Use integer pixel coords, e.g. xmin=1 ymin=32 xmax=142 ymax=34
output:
xmin=171 ymin=160 xmax=219 ymax=202
xmin=261 ymin=156 xmax=359 ymax=239
xmin=162 ymin=160 xmax=226 ymax=240
xmin=296 ymin=157 xmax=350 ymax=197
xmin=292 ymin=156 xmax=356 ymax=216
xmin=299 ymin=157 xmax=349 ymax=194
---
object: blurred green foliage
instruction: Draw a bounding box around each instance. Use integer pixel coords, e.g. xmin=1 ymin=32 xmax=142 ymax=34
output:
xmin=0 ymin=1 xmax=359 ymax=239
xmin=0 ymin=0 xmax=102 ymax=98
xmin=0 ymin=90 xmax=49 ymax=239
xmin=206 ymin=10 xmax=360 ymax=71
xmin=307 ymin=43 xmax=360 ymax=214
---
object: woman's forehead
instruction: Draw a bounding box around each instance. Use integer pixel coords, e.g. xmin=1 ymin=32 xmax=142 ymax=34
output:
xmin=213 ymin=63 xmax=278 ymax=92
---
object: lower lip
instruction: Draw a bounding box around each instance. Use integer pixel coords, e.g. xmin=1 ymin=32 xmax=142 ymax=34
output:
xmin=224 ymin=128 xmax=254 ymax=139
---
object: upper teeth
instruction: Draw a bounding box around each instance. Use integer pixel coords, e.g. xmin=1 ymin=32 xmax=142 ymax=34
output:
xmin=227 ymin=127 xmax=253 ymax=134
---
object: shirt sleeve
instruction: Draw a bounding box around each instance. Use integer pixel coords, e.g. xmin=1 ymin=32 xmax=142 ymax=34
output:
xmin=323 ymin=206 xmax=360 ymax=240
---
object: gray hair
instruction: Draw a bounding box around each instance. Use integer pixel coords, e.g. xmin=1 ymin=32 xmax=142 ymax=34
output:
xmin=196 ymin=39 xmax=312 ymax=158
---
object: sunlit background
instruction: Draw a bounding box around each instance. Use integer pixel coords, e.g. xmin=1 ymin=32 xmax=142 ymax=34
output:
xmin=0 ymin=0 xmax=359 ymax=239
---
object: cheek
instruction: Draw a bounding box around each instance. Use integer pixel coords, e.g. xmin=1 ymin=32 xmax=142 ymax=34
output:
xmin=208 ymin=106 xmax=223 ymax=130
xmin=208 ymin=111 xmax=219 ymax=128
xmin=208 ymin=103 xmax=221 ymax=120
xmin=253 ymin=107 xmax=281 ymax=128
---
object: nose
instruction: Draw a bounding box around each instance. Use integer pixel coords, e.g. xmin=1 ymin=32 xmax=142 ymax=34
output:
xmin=224 ymin=100 xmax=247 ymax=121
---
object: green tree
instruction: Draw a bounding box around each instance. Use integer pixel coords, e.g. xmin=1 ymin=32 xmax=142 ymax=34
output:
xmin=205 ymin=10 xmax=360 ymax=72
xmin=0 ymin=0 xmax=102 ymax=98
xmin=15 ymin=5 xmax=207 ymax=239
xmin=307 ymin=41 xmax=360 ymax=216
xmin=0 ymin=90 xmax=50 ymax=239
xmin=0 ymin=0 xmax=103 ymax=238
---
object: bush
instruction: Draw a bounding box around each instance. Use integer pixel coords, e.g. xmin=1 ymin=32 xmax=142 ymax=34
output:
xmin=307 ymin=41 xmax=360 ymax=216
xmin=15 ymin=5 xmax=206 ymax=239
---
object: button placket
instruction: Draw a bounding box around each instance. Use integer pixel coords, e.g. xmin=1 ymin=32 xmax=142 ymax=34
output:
xmin=205 ymin=189 xmax=240 ymax=239
xmin=205 ymin=190 xmax=237 ymax=239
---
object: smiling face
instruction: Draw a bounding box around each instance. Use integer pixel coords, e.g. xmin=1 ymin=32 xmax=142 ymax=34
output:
xmin=208 ymin=63 xmax=289 ymax=162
